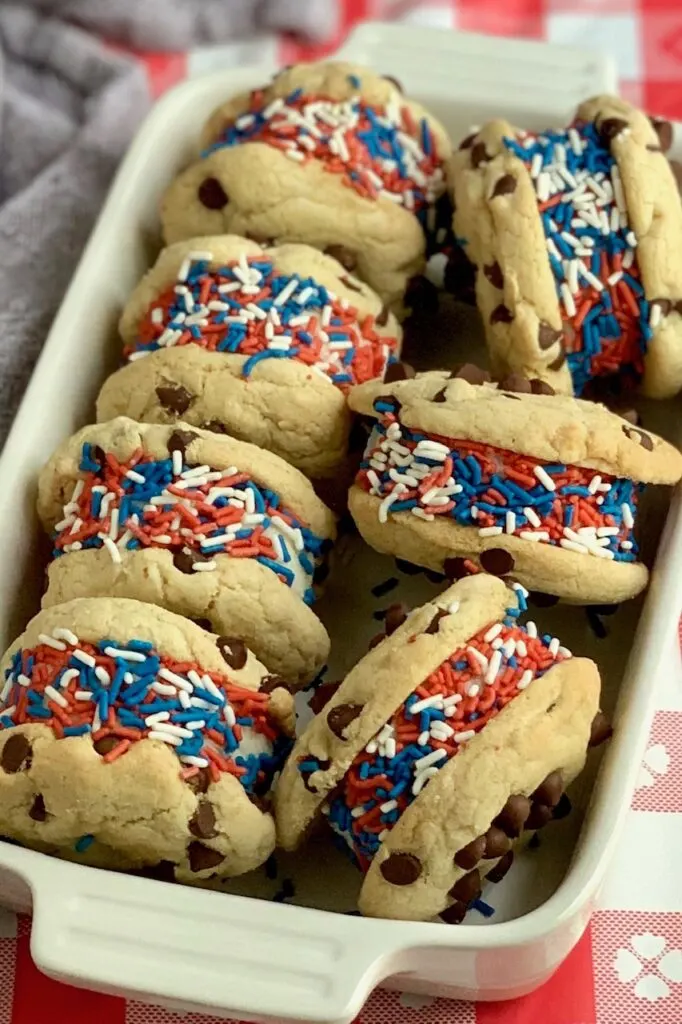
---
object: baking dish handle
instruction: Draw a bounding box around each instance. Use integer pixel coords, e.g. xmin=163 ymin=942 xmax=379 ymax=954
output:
xmin=30 ymin=868 xmax=406 ymax=1023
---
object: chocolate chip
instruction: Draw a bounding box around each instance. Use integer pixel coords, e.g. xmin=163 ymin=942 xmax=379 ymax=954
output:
xmin=384 ymin=361 xmax=415 ymax=384
xmin=201 ymin=420 xmax=228 ymax=434
xmin=483 ymin=261 xmax=504 ymax=289
xmin=376 ymin=304 xmax=390 ymax=327
xmin=248 ymin=792 xmax=270 ymax=813
xmin=173 ymin=548 xmax=212 ymax=574
xmin=189 ymin=801 xmax=218 ymax=840
xmin=483 ymin=825 xmax=512 ymax=859
xmin=383 ymin=74 xmax=403 ymax=93
xmin=652 ymin=298 xmax=672 ymax=317
xmin=384 ymin=602 xmax=408 ymax=636
xmin=622 ymin=425 xmax=654 ymax=451
xmin=156 ymin=382 xmax=193 ymax=415
xmin=29 ymin=794 xmax=47 ymax=822
xmin=449 ymin=869 xmax=481 ymax=904
xmin=443 ymin=556 xmax=471 ymax=580
xmin=187 ymin=842 xmax=224 ymax=873
xmin=2 ymin=735 xmax=32 ymax=774
xmin=433 ymin=387 xmax=448 ymax=403
xmin=186 ymin=767 xmax=211 ymax=794
xmin=341 ymin=274 xmax=363 ymax=293
xmin=480 ymin=548 xmax=514 ymax=577
xmin=532 ymin=771 xmax=563 ymax=807
xmin=327 ymin=702 xmax=363 ymax=739
xmin=553 ymin=793 xmax=572 ymax=820
xmin=452 ymin=363 xmax=491 ymax=385
xmin=440 ymin=900 xmax=467 ymax=924
xmin=405 ymin=275 xmax=439 ymax=315
xmin=217 ymin=636 xmax=248 ymax=670
xmin=499 ymin=373 xmax=532 ymax=394
xmin=444 ymin=248 xmax=477 ymax=303
xmin=380 ymin=851 xmax=422 ymax=885
xmin=244 ymin=230 xmax=275 ymax=246
xmin=198 ymin=177 xmax=228 ymax=209
xmin=599 ymin=117 xmax=629 ymax=146
xmin=589 ymin=710 xmax=613 ymax=748
xmin=298 ymin=757 xmax=330 ymax=794
xmin=526 ymin=802 xmax=554 ymax=830
xmin=454 ymin=835 xmax=487 ymax=870
xmin=459 ymin=132 xmax=477 ymax=150
xmin=308 ymin=680 xmax=342 ymax=715
xmin=530 ymin=378 xmax=556 ymax=396
xmin=94 ymin=735 xmax=119 ymax=756
xmin=670 ymin=159 xmax=682 ymax=195
xmin=646 ymin=145 xmax=662 ymax=153
xmin=90 ymin=444 xmax=107 ymax=472
xmin=368 ymin=632 xmax=385 ymax=650
xmin=493 ymin=794 xmax=531 ymax=838
xmin=137 ymin=860 xmax=177 ymax=883
xmin=501 ymin=394 xmax=521 ymax=401
xmin=490 ymin=304 xmax=513 ymax=325
xmin=486 ymin=849 xmax=514 ymax=883
xmin=260 ymin=675 xmax=292 ymax=694
xmin=167 ymin=429 xmax=197 ymax=456
xmin=548 ymin=350 xmax=566 ymax=371
xmin=491 ymin=174 xmax=516 ymax=198
xmin=538 ymin=322 xmax=562 ymax=350
xmin=425 ymin=608 xmax=449 ymax=634
xmin=650 ymin=117 xmax=673 ymax=153
xmin=325 ymin=245 xmax=357 ymax=271
xmin=529 ymin=591 xmax=560 ymax=608
xmin=471 ymin=142 xmax=490 ymax=168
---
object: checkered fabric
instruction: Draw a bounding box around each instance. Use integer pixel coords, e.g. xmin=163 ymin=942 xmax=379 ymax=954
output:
xmin=4 ymin=2 xmax=682 ymax=1022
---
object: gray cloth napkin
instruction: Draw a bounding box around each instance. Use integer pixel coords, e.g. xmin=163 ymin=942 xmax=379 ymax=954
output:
xmin=0 ymin=0 xmax=333 ymax=446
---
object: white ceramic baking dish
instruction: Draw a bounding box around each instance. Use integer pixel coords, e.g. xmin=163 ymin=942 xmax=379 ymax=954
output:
xmin=0 ymin=20 xmax=680 ymax=1024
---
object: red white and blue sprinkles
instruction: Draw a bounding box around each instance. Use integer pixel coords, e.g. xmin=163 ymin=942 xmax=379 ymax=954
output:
xmin=0 ymin=631 xmax=290 ymax=789
xmin=53 ymin=443 xmax=327 ymax=605
xmin=130 ymin=253 xmax=398 ymax=390
xmin=315 ymin=587 xmax=570 ymax=868
xmin=356 ymin=400 xmax=640 ymax=562
xmin=202 ymin=82 xmax=445 ymax=221
xmin=502 ymin=121 xmax=650 ymax=394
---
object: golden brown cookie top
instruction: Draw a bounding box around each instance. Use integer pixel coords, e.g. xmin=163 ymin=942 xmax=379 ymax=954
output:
xmin=349 ymin=368 xmax=682 ymax=484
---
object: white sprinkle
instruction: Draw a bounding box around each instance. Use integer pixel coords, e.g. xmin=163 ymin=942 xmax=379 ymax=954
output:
xmin=484 ymin=623 xmax=503 ymax=643
xmin=151 ymin=722 xmax=194 ymax=740
xmin=520 ymin=530 xmax=550 ymax=541
xmin=467 ymin=646 xmax=488 ymax=671
xmin=417 ymin=730 xmax=430 ymax=746
xmin=95 ymin=667 xmax=110 ymax=687
xmin=560 ymin=283 xmax=576 ymax=317
xmin=516 ymin=639 xmax=528 ymax=658
xmin=380 ymin=800 xmax=398 ymax=814
xmin=103 ymin=646 xmax=145 ymax=662
xmin=108 ymin=507 xmax=120 ymax=541
xmin=588 ymin=475 xmax=602 ymax=494
xmin=145 ymin=711 xmax=170 ymax=726
xmin=74 ymin=690 xmax=92 ymax=701
xmin=180 ymin=756 xmax=210 ymax=768
xmin=560 ymin=538 xmax=589 ymax=554
xmin=365 ymin=740 xmax=378 ymax=755
xmin=103 ymin=536 xmax=122 ymax=564
xmin=273 ymin=278 xmax=299 ymax=307
xmin=158 ymin=667 xmax=193 ymax=693
xmin=526 ymin=621 xmax=538 ymax=638
xmin=505 ymin=511 xmax=516 ymax=534
xmin=412 ymin=507 xmax=435 ymax=521
xmin=73 ymin=650 xmax=96 ymax=668
xmin=486 ymin=650 xmax=502 ymax=685
xmin=412 ymin=766 xmax=439 ymax=795
xmin=378 ymin=487 xmax=406 ymax=523
xmin=650 ymin=303 xmax=662 ymax=329
xmin=126 ymin=469 xmax=146 ymax=485
xmin=149 ymin=730 xmax=182 ymax=747
xmin=179 ymin=690 xmax=192 ymax=709
xmin=568 ymin=259 xmax=579 ymax=295
xmin=38 ymin=633 xmax=66 ymax=651
xmin=622 ymin=503 xmax=634 ymax=529
xmin=467 ymin=682 xmax=481 ymax=698
xmin=534 ymin=465 xmax=556 ymax=491
xmin=621 ymin=540 xmax=633 ymax=551
xmin=53 ymin=628 xmax=79 ymax=646
xmin=44 ymin=685 xmax=68 ymax=708
xmin=410 ymin=695 xmax=443 ymax=714
xmin=597 ymin=526 xmax=619 ymax=537
xmin=478 ymin=526 xmax=503 ymax=537
xmin=192 ymin=560 xmax=217 ymax=573
xmin=454 ymin=730 xmax=476 ymax=744
xmin=17 ymin=674 xmax=31 ymax=688
xmin=447 ymin=601 xmax=460 ymax=615
xmin=517 ymin=670 xmax=534 ymax=691
xmin=549 ymin=637 xmax=560 ymax=657
xmin=414 ymin=748 xmax=447 ymax=772
xmin=524 ymin=506 xmax=541 ymax=528
xmin=578 ymin=264 xmax=603 ymax=292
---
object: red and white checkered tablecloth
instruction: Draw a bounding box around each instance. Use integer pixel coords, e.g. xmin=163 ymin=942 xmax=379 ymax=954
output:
xmin=7 ymin=2 xmax=682 ymax=1022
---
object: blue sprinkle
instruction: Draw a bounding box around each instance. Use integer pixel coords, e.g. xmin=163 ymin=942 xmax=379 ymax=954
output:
xmin=75 ymin=834 xmax=95 ymax=853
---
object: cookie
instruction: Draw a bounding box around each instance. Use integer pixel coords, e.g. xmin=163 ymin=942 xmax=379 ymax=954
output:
xmin=97 ymin=236 xmax=401 ymax=478
xmin=37 ymin=418 xmax=336 ymax=687
xmin=159 ymin=61 xmax=451 ymax=310
xmin=274 ymin=575 xmax=601 ymax=920
xmin=346 ymin=369 xmax=682 ymax=603
xmin=450 ymin=97 xmax=682 ymax=399
xmin=0 ymin=597 xmax=295 ymax=882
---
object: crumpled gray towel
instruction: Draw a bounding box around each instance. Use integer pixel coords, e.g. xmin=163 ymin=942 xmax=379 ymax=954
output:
xmin=0 ymin=0 xmax=333 ymax=447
